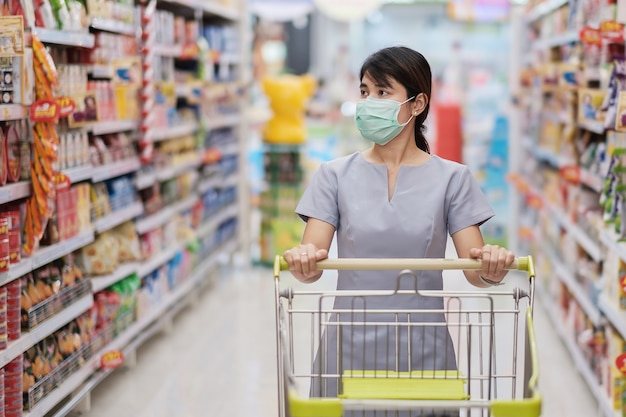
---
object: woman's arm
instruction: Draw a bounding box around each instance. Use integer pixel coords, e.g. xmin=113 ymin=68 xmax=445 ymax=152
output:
xmin=451 ymin=225 xmax=515 ymax=287
xmin=283 ymin=218 xmax=336 ymax=283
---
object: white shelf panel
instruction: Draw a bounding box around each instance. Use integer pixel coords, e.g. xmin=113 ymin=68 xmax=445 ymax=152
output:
xmin=153 ymin=44 xmax=183 ymax=57
xmin=34 ymin=28 xmax=95 ymax=48
xmin=197 ymin=175 xmax=221 ymax=194
xmin=157 ymin=0 xmax=239 ymax=20
xmin=91 ymin=120 xmax=140 ymax=136
xmin=206 ymin=113 xmax=241 ymax=130
xmin=134 ymin=171 xmax=157 ymax=190
xmin=32 ymin=230 xmax=95 ymax=270
xmin=135 ymin=206 xmax=175 ymax=235
xmin=196 ymin=203 xmax=238 ymax=240
xmin=579 ymin=120 xmax=605 ymax=135
xmin=598 ymin=292 xmax=626 ymax=341
xmin=94 ymin=202 xmax=144 ymax=234
xmin=0 ymin=181 xmax=31 ymax=204
xmin=90 ymin=262 xmax=140 ymax=293
xmin=0 ymin=104 xmax=28 ymax=121
xmin=146 ymin=122 xmax=198 ymax=142
xmin=0 ymin=294 xmax=93 ymax=369
xmin=546 ymin=249 xmax=602 ymax=326
xmin=92 ymin=158 xmax=142 ymax=183
xmin=538 ymin=290 xmax=617 ymax=417
xmin=533 ymin=30 xmax=579 ymax=49
xmin=156 ymin=157 xmax=203 ymax=182
xmin=137 ymin=243 xmax=182 ymax=278
xmin=526 ymin=0 xmax=568 ymax=21
xmin=90 ymin=17 xmax=137 ymax=35
xmin=0 ymin=259 xmax=33 ymax=285
xmin=135 ymin=195 xmax=197 ymax=235
xmin=546 ymin=203 xmax=602 ymax=262
xmin=63 ymin=165 xmax=94 ymax=184
xmin=89 ymin=64 xmax=114 ymax=79
xmin=600 ymin=229 xmax=626 ymax=264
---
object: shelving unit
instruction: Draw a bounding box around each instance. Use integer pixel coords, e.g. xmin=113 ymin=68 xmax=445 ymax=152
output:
xmin=512 ymin=2 xmax=626 ymax=415
xmin=0 ymin=0 xmax=250 ymax=414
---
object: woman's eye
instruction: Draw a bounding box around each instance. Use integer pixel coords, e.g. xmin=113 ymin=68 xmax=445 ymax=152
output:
xmin=360 ymin=90 xmax=368 ymax=97
xmin=379 ymin=90 xmax=388 ymax=96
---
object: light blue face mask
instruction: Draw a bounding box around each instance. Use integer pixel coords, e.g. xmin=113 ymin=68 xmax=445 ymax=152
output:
xmin=355 ymin=96 xmax=415 ymax=145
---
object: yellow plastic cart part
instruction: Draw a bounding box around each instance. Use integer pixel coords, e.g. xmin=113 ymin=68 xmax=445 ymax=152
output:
xmin=288 ymin=391 xmax=342 ymax=417
xmin=491 ymin=307 xmax=542 ymax=417
xmin=340 ymin=370 xmax=469 ymax=401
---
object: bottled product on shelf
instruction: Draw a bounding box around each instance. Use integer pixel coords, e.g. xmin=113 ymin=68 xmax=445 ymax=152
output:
xmin=513 ymin=1 xmax=626 ymax=415
xmin=0 ymin=0 xmax=247 ymax=414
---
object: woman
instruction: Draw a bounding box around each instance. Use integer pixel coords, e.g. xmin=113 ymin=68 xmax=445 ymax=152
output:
xmin=283 ymin=46 xmax=514 ymax=416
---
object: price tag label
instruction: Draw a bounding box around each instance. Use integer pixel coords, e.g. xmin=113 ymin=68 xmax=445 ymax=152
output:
xmin=56 ymin=97 xmax=75 ymax=118
xmin=560 ymin=165 xmax=581 ymax=185
xmin=101 ymin=350 xmax=125 ymax=370
xmin=600 ymin=20 xmax=624 ymax=42
xmin=580 ymin=27 xmax=602 ymax=45
xmin=30 ymin=100 xmax=59 ymax=122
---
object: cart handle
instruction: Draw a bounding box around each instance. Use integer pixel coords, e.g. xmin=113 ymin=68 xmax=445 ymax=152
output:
xmin=274 ymin=256 xmax=535 ymax=279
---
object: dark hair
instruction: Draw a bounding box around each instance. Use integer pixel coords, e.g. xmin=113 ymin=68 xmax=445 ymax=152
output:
xmin=359 ymin=46 xmax=431 ymax=153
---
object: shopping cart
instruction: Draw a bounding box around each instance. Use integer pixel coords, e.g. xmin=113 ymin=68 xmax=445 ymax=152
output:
xmin=272 ymin=256 xmax=541 ymax=417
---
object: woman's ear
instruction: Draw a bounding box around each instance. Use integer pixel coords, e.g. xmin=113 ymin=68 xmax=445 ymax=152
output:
xmin=411 ymin=93 xmax=428 ymax=116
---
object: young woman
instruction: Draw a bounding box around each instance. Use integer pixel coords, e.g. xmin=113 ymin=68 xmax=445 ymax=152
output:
xmin=283 ymin=46 xmax=515 ymax=415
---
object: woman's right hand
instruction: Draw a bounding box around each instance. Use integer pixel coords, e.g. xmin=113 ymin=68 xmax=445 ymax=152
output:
xmin=283 ymin=243 xmax=329 ymax=283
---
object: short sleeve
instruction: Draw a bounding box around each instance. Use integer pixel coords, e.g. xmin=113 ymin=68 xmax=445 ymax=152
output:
xmin=295 ymin=163 xmax=339 ymax=228
xmin=447 ymin=166 xmax=494 ymax=235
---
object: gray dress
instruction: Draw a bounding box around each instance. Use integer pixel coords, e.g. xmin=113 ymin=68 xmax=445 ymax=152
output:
xmin=295 ymin=152 xmax=494 ymax=415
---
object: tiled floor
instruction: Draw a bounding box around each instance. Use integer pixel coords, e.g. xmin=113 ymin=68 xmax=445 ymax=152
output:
xmin=69 ymin=259 xmax=600 ymax=417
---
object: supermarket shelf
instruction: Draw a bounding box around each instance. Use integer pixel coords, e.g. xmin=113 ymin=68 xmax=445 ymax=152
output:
xmin=89 ymin=64 xmax=114 ymax=79
xmin=600 ymin=228 xmax=626 ymax=264
xmin=0 ymin=259 xmax=33 ymax=286
xmin=0 ymin=104 xmax=28 ymax=121
xmin=538 ymin=289 xmax=617 ymax=417
xmin=579 ymin=120 xmax=605 ymax=135
xmin=196 ymin=203 xmax=238 ymax=239
xmin=157 ymin=157 xmax=203 ymax=182
xmin=546 ymin=203 xmax=602 ymax=262
xmin=23 ymin=354 xmax=100 ymax=417
xmin=94 ymin=202 xmax=144 ymax=233
xmin=529 ymin=146 xmax=604 ymax=193
xmin=33 ymin=28 xmax=95 ymax=48
xmin=145 ymin=122 xmax=198 ymax=142
xmin=90 ymin=17 xmax=137 ymax=35
xmin=32 ymin=230 xmax=95 ymax=270
xmin=0 ymin=181 xmax=31 ymax=204
xmin=134 ymin=171 xmax=156 ymax=190
xmin=197 ymin=175 xmax=221 ymax=194
xmin=526 ymin=0 xmax=568 ymax=22
xmin=63 ymin=165 xmax=94 ymax=184
xmin=137 ymin=243 xmax=181 ymax=278
xmin=157 ymin=0 xmax=239 ymax=20
xmin=206 ymin=113 xmax=241 ymax=130
xmin=533 ymin=30 xmax=579 ymax=49
xmin=135 ymin=157 xmax=202 ymax=190
xmin=90 ymin=262 xmax=140 ymax=293
xmin=38 ymin=237 xmax=237 ymax=417
xmin=23 ymin=245 xmax=225 ymax=417
xmin=134 ymin=194 xmax=197 ymax=235
xmin=545 ymin=247 xmax=602 ymax=326
xmin=0 ymin=294 xmax=93 ymax=369
xmin=153 ymin=44 xmax=183 ymax=58
xmin=598 ymin=292 xmax=626 ymax=341
xmin=91 ymin=119 xmax=140 ymax=136
xmin=91 ymin=158 xmax=142 ymax=183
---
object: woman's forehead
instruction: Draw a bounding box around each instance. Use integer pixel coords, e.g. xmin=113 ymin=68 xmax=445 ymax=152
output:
xmin=360 ymin=72 xmax=400 ymax=89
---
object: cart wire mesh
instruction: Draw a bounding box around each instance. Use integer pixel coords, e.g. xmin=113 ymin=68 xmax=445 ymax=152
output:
xmin=273 ymin=256 xmax=541 ymax=417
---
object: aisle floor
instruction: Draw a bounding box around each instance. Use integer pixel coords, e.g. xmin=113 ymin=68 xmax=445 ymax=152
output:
xmin=71 ymin=263 xmax=600 ymax=417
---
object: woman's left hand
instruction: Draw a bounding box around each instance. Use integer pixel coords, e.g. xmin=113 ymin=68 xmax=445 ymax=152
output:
xmin=469 ymin=244 xmax=515 ymax=284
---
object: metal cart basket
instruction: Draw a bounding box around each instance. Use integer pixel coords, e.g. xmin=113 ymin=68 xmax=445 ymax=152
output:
xmin=273 ymin=256 xmax=541 ymax=417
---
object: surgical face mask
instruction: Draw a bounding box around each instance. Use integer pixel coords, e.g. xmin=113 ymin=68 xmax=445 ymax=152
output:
xmin=355 ymin=96 xmax=415 ymax=145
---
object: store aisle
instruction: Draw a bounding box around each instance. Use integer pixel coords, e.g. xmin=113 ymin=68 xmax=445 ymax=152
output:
xmin=73 ymin=263 xmax=599 ymax=417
